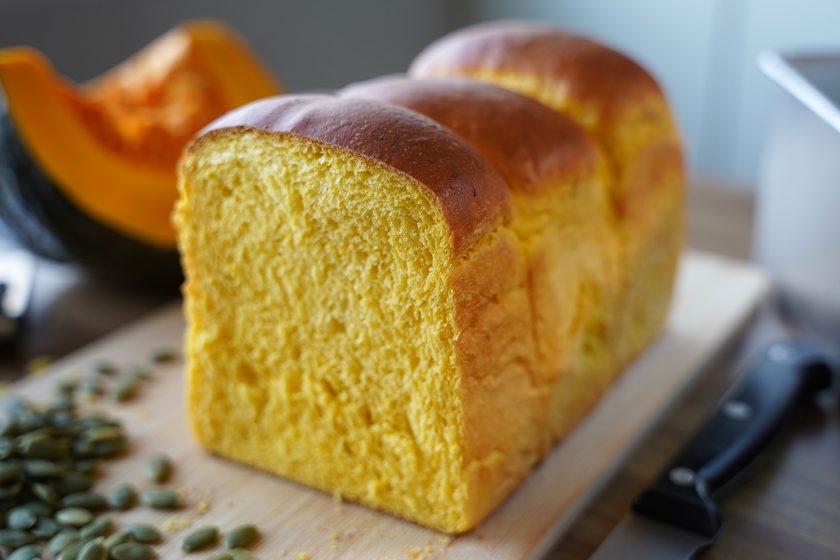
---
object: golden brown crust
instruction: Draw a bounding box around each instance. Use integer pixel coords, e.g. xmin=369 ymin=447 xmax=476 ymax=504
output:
xmin=193 ymin=94 xmax=510 ymax=256
xmin=409 ymin=21 xmax=667 ymax=132
xmin=340 ymin=76 xmax=600 ymax=194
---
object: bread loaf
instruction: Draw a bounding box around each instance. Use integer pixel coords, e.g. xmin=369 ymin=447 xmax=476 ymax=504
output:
xmin=410 ymin=21 xmax=685 ymax=369
xmin=176 ymin=22 xmax=684 ymax=534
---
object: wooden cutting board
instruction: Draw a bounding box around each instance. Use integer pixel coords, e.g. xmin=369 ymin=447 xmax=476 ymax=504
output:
xmin=6 ymin=250 xmax=770 ymax=560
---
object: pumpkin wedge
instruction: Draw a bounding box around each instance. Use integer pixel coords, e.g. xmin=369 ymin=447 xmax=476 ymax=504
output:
xmin=0 ymin=20 xmax=282 ymax=289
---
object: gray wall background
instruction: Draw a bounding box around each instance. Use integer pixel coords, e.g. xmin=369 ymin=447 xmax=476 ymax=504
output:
xmin=2 ymin=0 xmax=838 ymax=187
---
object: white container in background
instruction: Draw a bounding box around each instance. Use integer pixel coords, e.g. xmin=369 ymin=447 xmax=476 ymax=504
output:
xmin=757 ymin=52 xmax=840 ymax=341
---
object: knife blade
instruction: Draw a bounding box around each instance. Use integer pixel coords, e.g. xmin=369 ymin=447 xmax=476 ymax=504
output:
xmin=589 ymin=340 xmax=832 ymax=560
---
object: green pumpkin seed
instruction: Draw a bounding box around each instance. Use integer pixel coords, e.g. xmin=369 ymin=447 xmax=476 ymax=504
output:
xmin=181 ymin=526 xmax=218 ymax=552
xmin=208 ymin=553 xmax=234 ymax=560
xmin=31 ymin=516 xmax=60 ymax=538
xmin=8 ymin=505 xmax=38 ymax=530
xmin=108 ymin=483 xmax=136 ymax=510
xmin=48 ymin=528 xmax=80 ymax=553
xmin=110 ymin=542 xmax=157 ymax=560
xmin=224 ymin=524 xmax=258 ymax=549
xmin=57 ymin=541 xmax=83 ymax=560
xmin=20 ymin=500 xmax=52 ymax=517
xmin=54 ymin=471 xmax=94 ymax=496
xmin=80 ymin=427 xmax=123 ymax=445
xmin=0 ymin=528 xmax=35 ymax=547
xmin=151 ymin=349 xmax=177 ymax=364
xmin=77 ymin=538 xmax=106 ymax=560
xmin=140 ymin=488 xmax=182 ymax=510
xmin=229 ymin=549 xmax=254 ymax=560
xmin=92 ymin=362 xmax=118 ymax=377
xmin=79 ymin=515 xmax=112 ymax=540
xmin=61 ymin=492 xmax=108 ymax=510
xmin=0 ymin=461 xmax=22 ymax=483
xmin=8 ymin=544 xmax=41 ymax=560
xmin=103 ymin=529 xmax=132 ymax=549
xmin=32 ymin=482 xmax=59 ymax=505
xmin=73 ymin=460 xmax=100 ymax=475
xmin=113 ymin=380 xmax=140 ymax=403
xmin=144 ymin=453 xmax=171 ymax=483
xmin=127 ymin=523 xmax=162 ymax=544
xmin=23 ymin=459 xmax=65 ymax=478
xmin=17 ymin=434 xmax=70 ymax=461
xmin=0 ymin=437 xmax=15 ymax=459
xmin=55 ymin=507 xmax=93 ymax=527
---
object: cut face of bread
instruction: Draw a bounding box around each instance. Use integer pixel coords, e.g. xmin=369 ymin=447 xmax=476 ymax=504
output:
xmin=177 ymin=95 xmax=543 ymax=532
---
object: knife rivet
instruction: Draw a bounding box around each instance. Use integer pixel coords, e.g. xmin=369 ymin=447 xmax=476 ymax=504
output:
xmin=723 ymin=400 xmax=752 ymax=420
xmin=669 ymin=467 xmax=696 ymax=486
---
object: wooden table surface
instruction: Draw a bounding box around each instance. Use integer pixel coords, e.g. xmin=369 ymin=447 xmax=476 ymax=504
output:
xmin=2 ymin=184 xmax=838 ymax=559
xmin=547 ymin=184 xmax=840 ymax=559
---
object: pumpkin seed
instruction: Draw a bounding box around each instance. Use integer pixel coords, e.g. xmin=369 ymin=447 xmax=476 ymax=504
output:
xmin=31 ymin=517 xmax=60 ymax=539
xmin=103 ymin=529 xmax=132 ymax=549
xmin=229 ymin=549 xmax=255 ymax=560
xmin=78 ymin=538 xmax=106 ymax=560
xmin=23 ymin=459 xmax=65 ymax=478
xmin=127 ymin=523 xmax=162 ymax=544
xmin=61 ymin=492 xmax=108 ymax=510
xmin=144 ymin=453 xmax=171 ymax=483
xmin=57 ymin=541 xmax=83 ymax=560
xmin=20 ymin=500 xmax=52 ymax=517
xmin=224 ymin=524 xmax=258 ymax=549
xmin=0 ymin=481 xmax=22 ymax=499
xmin=80 ymin=515 xmax=112 ymax=540
xmin=92 ymin=362 xmax=118 ymax=377
xmin=182 ymin=526 xmax=218 ymax=552
xmin=0 ymin=528 xmax=35 ymax=547
xmin=54 ymin=472 xmax=94 ymax=495
xmin=110 ymin=542 xmax=157 ymax=560
xmin=18 ymin=434 xmax=70 ymax=461
xmin=80 ymin=427 xmax=123 ymax=445
xmin=129 ymin=368 xmax=153 ymax=382
xmin=31 ymin=482 xmax=59 ymax=505
xmin=55 ymin=508 xmax=93 ymax=527
xmin=108 ymin=483 xmax=136 ymax=510
xmin=8 ymin=544 xmax=41 ymax=560
xmin=73 ymin=460 xmax=100 ymax=475
xmin=48 ymin=528 xmax=79 ymax=553
xmin=150 ymin=349 xmax=177 ymax=364
xmin=140 ymin=488 xmax=182 ymax=510
xmin=113 ymin=380 xmax=139 ymax=403
xmin=8 ymin=505 xmax=38 ymax=530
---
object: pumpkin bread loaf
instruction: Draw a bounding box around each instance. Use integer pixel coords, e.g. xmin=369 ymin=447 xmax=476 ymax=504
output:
xmin=341 ymin=76 xmax=621 ymax=442
xmin=177 ymin=22 xmax=684 ymax=534
xmin=410 ymin=21 xmax=685 ymax=372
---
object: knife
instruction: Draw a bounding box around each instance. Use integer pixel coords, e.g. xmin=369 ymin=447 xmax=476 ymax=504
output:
xmin=589 ymin=340 xmax=832 ymax=560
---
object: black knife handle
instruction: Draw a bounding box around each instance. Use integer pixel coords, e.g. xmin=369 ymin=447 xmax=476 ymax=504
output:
xmin=633 ymin=340 xmax=832 ymax=538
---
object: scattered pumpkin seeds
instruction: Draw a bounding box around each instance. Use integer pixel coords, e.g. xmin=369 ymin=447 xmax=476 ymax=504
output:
xmin=140 ymin=487 xmax=183 ymax=510
xmin=108 ymin=483 xmax=137 ymax=510
xmin=127 ymin=523 xmax=163 ymax=544
xmin=0 ymin=528 xmax=35 ymax=548
xmin=224 ymin=524 xmax=258 ymax=549
xmin=182 ymin=526 xmax=219 ymax=552
xmin=110 ymin=542 xmax=158 ymax=560
xmin=145 ymin=453 xmax=172 ymax=483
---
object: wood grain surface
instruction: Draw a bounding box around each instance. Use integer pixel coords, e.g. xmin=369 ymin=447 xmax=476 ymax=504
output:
xmin=3 ymin=250 xmax=768 ymax=559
